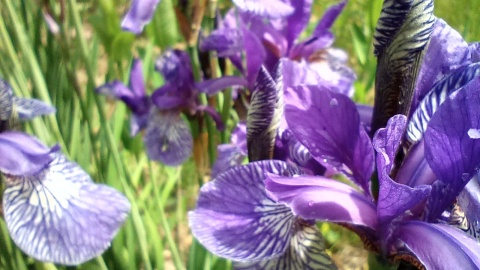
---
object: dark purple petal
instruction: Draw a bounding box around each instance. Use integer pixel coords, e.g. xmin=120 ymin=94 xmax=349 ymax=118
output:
xmin=199 ymin=29 xmax=244 ymax=57
xmin=189 ymin=160 xmax=301 ymax=261
xmin=0 ymin=132 xmax=59 ymax=176
xmin=285 ymin=85 xmax=374 ymax=194
xmin=144 ymin=111 xmax=193 ymax=166
xmin=2 ymin=154 xmax=130 ymax=265
xmin=265 ymin=174 xmax=378 ymax=229
xmin=395 ymin=140 xmax=436 ymax=187
xmin=129 ymin=59 xmax=146 ymax=97
xmin=284 ymin=0 xmax=313 ymax=48
xmin=248 ymin=18 xmax=288 ymax=61
xmin=356 ymin=104 xmax=372 ymax=133
xmin=96 ymin=81 xmax=149 ymax=114
xmin=244 ymin=27 xmax=266 ymax=85
xmin=406 ymin=62 xmax=480 ymax=144
xmin=313 ymin=0 xmax=346 ymax=37
xmin=424 ymin=78 xmax=480 ymax=220
xmin=151 ymin=91 xmax=187 ymax=110
xmin=235 ymin=221 xmax=337 ymax=269
xmin=155 ymin=49 xmax=194 ymax=87
xmin=130 ymin=112 xmax=149 ymax=136
xmin=412 ymin=19 xmax=472 ymax=111
xmin=232 ymin=0 xmax=294 ymax=19
xmin=196 ymin=105 xmax=225 ymax=131
xmin=13 ymin=97 xmax=56 ymax=120
xmin=394 ymin=221 xmax=480 ymax=270
xmin=373 ymin=117 xmax=431 ymax=224
xmin=196 ymin=76 xmax=248 ymax=95
xmin=121 ymin=0 xmax=161 ymax=34
xmin=247 ymin=66 xmax=283 ymax=161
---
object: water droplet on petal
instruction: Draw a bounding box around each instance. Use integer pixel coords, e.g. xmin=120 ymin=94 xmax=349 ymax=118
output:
xmin=308 ymin=201 xmax=314 ymax=207
xmin=468 ymin=128 xmax=480 ymax=139
xmin=330 ymin=98 xmax=338 ymax=106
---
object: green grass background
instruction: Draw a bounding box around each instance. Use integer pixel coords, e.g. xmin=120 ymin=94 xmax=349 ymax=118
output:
xmin=0 ymin=0 xmax=478 ymax=269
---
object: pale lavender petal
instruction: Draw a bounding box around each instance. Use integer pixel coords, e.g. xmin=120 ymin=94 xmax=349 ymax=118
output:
xmin=288 ymin=33 xmax=335 ymax=60
xmin=42 ymin=12 xmax=60 ymax=34
xmin=285 ymin=85 xmax=374 ymax=194
xmin=0 ymin=132 xmax=59 ymax=176
xmin=235 ymin=222 xmax=337 ymax=269
xmin=356 ymin=104 xmax=372 ymax=133
xmin=373 ymin=116 xmax=431 ymax=224
xmin=406 ymin=62 xmax=480 ymax=144
xmin=281 ymin=58 xmax=321 ymax=88
xmin=129 ymin=59 xmax=146 ymax=97
xmin=144 ymin=111 xmax=193 ymax=166
xmin=232 ymin=0 xmax=294 ymax=19
xmin=424 ymin=78 xmax=480 ymax=220
xmin=265 ymin=174 xmax=378 ymax=230
xmin=231 ymin=121 xmax=247 ymax=155
xmin=13 ymin=97 xmax=56 ymax=120
xmin=458 ymin=174 xmax=480 ymax=226
xmin=394 ymin=221 xmax=480 ymax=270
xmin=211 ymin=144 xmax=246 ymax=178
xmin=189 ymin=160 xmax=301 ymax=261
xmin=3 ymin=154 xmax=130 ymax=265
xmin=412 ymin=18 xmax=471 ymax=111
xmin=121 ymin=0 xmax=161 ymax=34
xmin=196 ymin=76 xmax=248 ymax=95
xmin=470 ymin=42 xmax=480 ymax=62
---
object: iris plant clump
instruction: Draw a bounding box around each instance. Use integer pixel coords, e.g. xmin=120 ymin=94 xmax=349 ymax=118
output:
xmin=187 ymin=0 xmax=480 ymax=269
xmin=0 ymin=78 xmax=130 ymax=265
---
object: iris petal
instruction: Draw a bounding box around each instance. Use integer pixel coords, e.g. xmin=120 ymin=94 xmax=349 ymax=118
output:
xmin=13 ymin=97 xmax=56 ymax=120
xmin=144 ymin=111 xmax=193 ymax=166
xmin=2 ymin=154 xmax=130 ymax=265
xmin=232 ymin=0 xmax=294 ymax=19
xmin=121 ymin=0 xmax=161 ymax=34
xmin=189 ymin=160 xmax=301 ymax=261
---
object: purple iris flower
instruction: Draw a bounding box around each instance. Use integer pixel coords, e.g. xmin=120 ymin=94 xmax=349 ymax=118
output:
xmin=0 ymin=79 xmax=130 ymax=265
xmin=198 ymin=0 xmax=355 ymax=97
xmin=98 ymin=51 xmax=224 ymax=166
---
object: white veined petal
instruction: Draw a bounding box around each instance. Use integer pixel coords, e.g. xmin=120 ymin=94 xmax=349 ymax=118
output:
xmin=3 ymin=154 xmax=131 ymax=265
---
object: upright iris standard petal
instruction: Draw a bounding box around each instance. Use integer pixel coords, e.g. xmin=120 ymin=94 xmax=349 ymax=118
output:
xmin=412 ymin=18 xmax=472 ymax=109
xmin=13 ymin=97 xmax=56 ymax=120
xmin=285 ymin=85 xmax=374 ymax=194
xmin=232 ymin=0 xmax=294 ymax=19
xmin=196 ymin=76 xmax=248 ymax=96
xmin=2 ymin=154 xmax=131 ymax=265
xmin=247 ymin=66 xmax=283 ymax=161
xmin=144 ymin=111 xmax=193 ymax=166
xmin=373 ymin=115 xmax=431 ymax=224
xmin=235 ymin=221 xmax=337 ymax=270
xmin=0 ymin=132 xmax=59 ymax=176
xmin=154 ymin=49 xmax=194 ymax=89
xmin=394 ymin=221 xmax=480 ymax=270
xmin=265 ymin=174 xmax=378 ymax=229
xmin=283 ymin=0 xmax=313 ymax=49
xmin=243 ymin=27 xmax=267 ymax=85
xmin=211 ymin=122 xmax=247 ymax=177
xmin=371 ymin=0 xmax=435 ymax=134
xmin=121 ymin=0 xmax=161 ymax=34
xmin=189 ymin=160 xmax=301 ymax=261
xmin=129 ymin=59 xmax=146 ymax=97
xmin=424 ymin=78 xmax=480 ymax=220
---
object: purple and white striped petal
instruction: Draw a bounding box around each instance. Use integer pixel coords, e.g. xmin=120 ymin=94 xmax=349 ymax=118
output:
xmin=393 ymin=221 xmax=480 ymax=270
xmin=235 ymin=221 xmax=337 ymax=269
xmin=424 ymin=78 xmax=480 ymax=221
xmin=470 ymin=42 xmax=480 ymax=62
xmin=285 ymin=85 xmax=374 ymax=195
xmin=0 ymin=132 xmax=59 ymax=176
xmin=144 ymin=111 xmax=193 ymax=166
xmin=412 ymin=18 xmax=472 ymax=111
xmin=189 ymin=160 xmax=301 ymax=261
xmin=13 ymin=97 xmax=56 ymax=120
xmin=265 ymin=174 xmax=378 ymax=229
xmin=121 ymin=0 xmax=161 ymax=34
xmin=3 ymin=154 xmax=130 ymax=265
xmin=0 ymin=78 xmax=14 ymax=121
xmin=232 ymin=0 xmax=294 ymax=19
